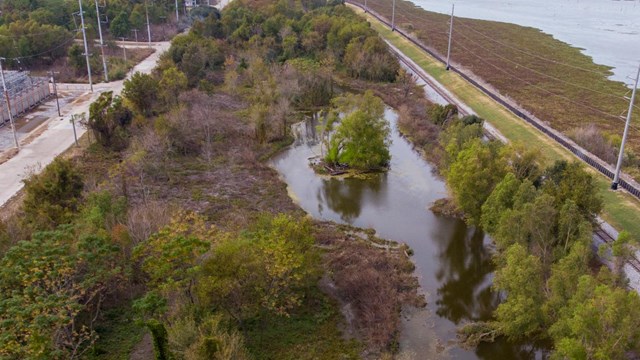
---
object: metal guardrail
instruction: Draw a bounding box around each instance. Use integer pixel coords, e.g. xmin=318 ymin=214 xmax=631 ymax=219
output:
xmin=348 ymin=0 xmax=640 ymax=199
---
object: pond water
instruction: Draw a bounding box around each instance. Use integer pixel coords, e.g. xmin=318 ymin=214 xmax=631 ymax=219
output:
xmin=270 ymin=108 xmax=546 ymax=359
xmin=409 ymin=0 xmax=640 ymax=84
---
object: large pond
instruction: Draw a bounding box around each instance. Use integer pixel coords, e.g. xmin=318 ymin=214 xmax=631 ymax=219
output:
xmin=270 ymin=108 xmax=544 ymax=359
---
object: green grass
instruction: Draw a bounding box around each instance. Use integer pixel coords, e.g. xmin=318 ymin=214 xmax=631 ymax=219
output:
xmin=245 ymin=288 xmax=362 ymax=360
xmin=83 ymin=304 xmax=146 ymax=360
xmin=355 ymin=7 xmax=640 ymax=238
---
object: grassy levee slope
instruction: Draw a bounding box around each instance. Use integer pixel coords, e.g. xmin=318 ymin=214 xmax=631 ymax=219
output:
xmin=351 ymin=6 xmax=640 ymax=237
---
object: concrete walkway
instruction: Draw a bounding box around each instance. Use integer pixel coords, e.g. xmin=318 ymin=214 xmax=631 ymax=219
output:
xmin=0 ymin=41 xmax=170 ymax=207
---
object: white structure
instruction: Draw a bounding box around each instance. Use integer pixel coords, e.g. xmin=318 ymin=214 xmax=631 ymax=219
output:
xmin=0 ymin=71 xmax=51 ymax=125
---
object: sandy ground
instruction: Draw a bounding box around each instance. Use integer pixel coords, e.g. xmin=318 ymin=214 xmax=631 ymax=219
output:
xmin=0 ymin=41 xmax=170 ymax=207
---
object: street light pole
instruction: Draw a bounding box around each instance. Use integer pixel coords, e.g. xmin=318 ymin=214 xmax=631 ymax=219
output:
xmin=50 ymin=71 xmax=61 ymax=117
xmin=391 ymin=0 xmax=396 ymax=31
xmin=612 ymin=63 xmax=640 ymax=190
xmin=94 ymin=0 xmax=109 ymax=82
xmin=78 ymin=0 xmax=93 ymax=92
xmin=121 ymin=37 xmax=127 ymax=61
xmin=0 ymin=58 xmax=19 ymax=150
xmin=446 ymin=4 xmax=455 ymax=71
xmin=145 ymin=1 xmax=152 ymax=48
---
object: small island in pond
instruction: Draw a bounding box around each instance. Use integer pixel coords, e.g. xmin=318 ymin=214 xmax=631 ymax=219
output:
xmin=315 ymin=90 xmax=392 ymax=176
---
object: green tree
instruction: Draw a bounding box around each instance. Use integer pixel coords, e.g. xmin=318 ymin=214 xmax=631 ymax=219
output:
xmin=324 ymin=91 xmax=391 ymax=171
xmin=22 ymin=157 xmax=83 ymax=229
xmin=133 ymin=211 xmax=215 ymax=302
xmin=493 ymin=243 xmax=544 ymax=340
xmin=110 ymin=11 xmax=130 ymax=38
xmin=549 ymin=275 xmax=640 ymax=359
xmin=480 ymin=173 xmax=521 ymax=234
xmin=198 ymin=214 xmax=319 ymax=323
xmin=159 ymin=66 xmax=188 ymax=107
xmin=446 ymin=139 xmax=506 ymax=224
xmin=611 ymin=231 xmax=639 ymax=279
xmin=87 ymin=91 xmax=133 ymax=149
xmin=542 ymin=161 xmax=603 ymax=222
xmin=0 ymin=227 xmax=120 ymax=359
xmin=543 ymin=241 xmax=591 ymax=324
xmin=122 ymin=72 xmax=159 ymax=116
xmin=67 ymin=44 xmax=85 ymax=73
xmin=343 ymin=36 xmax=398 ymax=82
xmin=439 ymin=118 xmax=483 ymax=167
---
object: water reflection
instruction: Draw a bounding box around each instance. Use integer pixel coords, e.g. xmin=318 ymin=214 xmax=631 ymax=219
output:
xmin=270 ymin=108 xmax=543 ymax=359
xmin=317 ymin=174 xmax=387 ymax=223
xmin=434 ymin=226 xmax=497 ymax=324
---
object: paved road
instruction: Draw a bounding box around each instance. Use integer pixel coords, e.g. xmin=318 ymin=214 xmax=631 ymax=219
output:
xmin=0 ymin=41 xmax=170 ymax=207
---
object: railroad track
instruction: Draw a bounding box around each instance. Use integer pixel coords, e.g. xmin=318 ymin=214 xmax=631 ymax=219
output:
xmin=348 ymin=0 xmax=640 ymax=199
xmin=390 ymin=47 xmax=470 ymax=117
xmin=594 ymin=226 xmax=640 ymax=275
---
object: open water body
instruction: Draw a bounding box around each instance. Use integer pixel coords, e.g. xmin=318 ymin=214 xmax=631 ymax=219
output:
xmin=409 ymin=0 xmax=640 ymax=83
xmin=270 ymin=109 xmax=546 ymax=359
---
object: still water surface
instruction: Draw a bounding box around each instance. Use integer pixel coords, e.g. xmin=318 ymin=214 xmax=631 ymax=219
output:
xmin=270 ymin=109 xmax=545 ymax=359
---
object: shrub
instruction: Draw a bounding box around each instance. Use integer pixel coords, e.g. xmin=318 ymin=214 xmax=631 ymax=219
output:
xmin=22 ymin=158 xmax=83 ymax=229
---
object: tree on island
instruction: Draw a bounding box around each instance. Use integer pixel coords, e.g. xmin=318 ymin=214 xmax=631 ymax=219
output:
xmin=322 ymin=91 xmax=391 ymax=172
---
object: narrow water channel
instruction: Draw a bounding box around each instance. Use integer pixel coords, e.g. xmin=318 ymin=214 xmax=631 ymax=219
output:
xmin=270 ymin=108 xmax=542 ymax=359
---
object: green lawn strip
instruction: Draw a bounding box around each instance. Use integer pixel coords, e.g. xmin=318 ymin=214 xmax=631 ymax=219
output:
xmin=358 ymin=8 xmax=640 ymax=237
xmin=245 ymin=288 xmax=361 ymax=360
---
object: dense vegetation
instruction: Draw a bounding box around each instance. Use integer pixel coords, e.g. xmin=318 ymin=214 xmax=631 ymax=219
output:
xmin=0 ymin=0 xmax=425 ymax=359
xmin=321 ymin=91 xmax=391 ymax=172
xmin=432 ymin=113 xmax=640 ymax=357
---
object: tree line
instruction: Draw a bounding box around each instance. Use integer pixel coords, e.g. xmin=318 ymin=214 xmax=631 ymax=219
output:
xmin=436 ymin=111 xmax=640 ymax=358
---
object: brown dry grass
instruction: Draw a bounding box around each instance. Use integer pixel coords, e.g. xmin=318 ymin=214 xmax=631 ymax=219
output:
xmin=364 ymin=0 xmax=640 ymax=154
xmin=315 ymin=222 xmax=424 ymax=355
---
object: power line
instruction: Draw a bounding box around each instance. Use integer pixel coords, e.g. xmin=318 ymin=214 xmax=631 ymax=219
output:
xmin=454 ymin=20 xmax=616 ymax=78
xmin=452 ymin=40 xmax=640 ymax=132
xmin=451 ymin=29 xmax=630 ymax=102
xmin=390 ymin=5 xmax=449 ymax=35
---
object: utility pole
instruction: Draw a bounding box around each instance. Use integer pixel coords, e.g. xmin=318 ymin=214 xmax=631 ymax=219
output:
xmin=175 ymin=0 xmax=179 ymax=22
xmin=78 ymin=0 xmax=93 ymax=92
xmin=50 ymin=71 xmax=61 ymax=117
xmin=70 ymin=114 xmax=79 ymax=146
xmin=94 ymin=0 xmax=109 ymax=82
xmin=145 ymin=1 xmax=152 ymax=48
xmin=120 ymin=37 xmax=127 ymax=61
xmin=364 ymin=0 xmax=367 ymax=13
xmin=132 ymin=29 xmax=139 ymax=43
xmin=159 ymin=16 xmax=166 ymax=40
xmin=391 ymin=0 xmax=396 ymax=31
xmin=0 ymin=58 xmax=19 ymax=150
xmin=446 ymin=4 xmax=455 ymax=71
xmin=611 ymin=63 xmax=640 ymax=190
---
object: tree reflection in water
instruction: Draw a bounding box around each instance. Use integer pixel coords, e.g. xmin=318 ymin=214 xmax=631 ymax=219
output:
xmin=317 ymin=174 xmax=386 ymax=223
xmin=435 ymin=225 xmax=497 ymax=324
